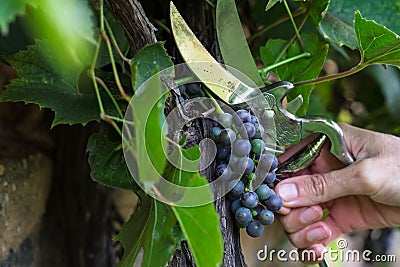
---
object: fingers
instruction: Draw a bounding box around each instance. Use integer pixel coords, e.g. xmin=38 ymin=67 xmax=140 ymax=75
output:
xmin=278 ymin=205 xmax=323 ymax=233
xmin=286 ymin=221 xmax=332 ymax=249
xmin=275 ymin=160 xmax=376 ymax=208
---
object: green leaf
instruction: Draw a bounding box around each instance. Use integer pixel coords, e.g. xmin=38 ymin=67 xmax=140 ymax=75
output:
xmin=0 ymin=40 xmax=106 ymax=126
xmin=265 ymin=0 xmax=281 ymax=12
xmin=355 ymin=11 xmax=400 ymax=67
xmin=260 ymin=35 xmax=328 ymax=115
xmin=171 ymin=174 xmax=223 ymax=267
xmin=131 ymin=42 xmax=173 ymax=90
xmin=216 ymin=0 xmax=264 ymax=87
xmin=321 ymin=0 xmax=400 ymax=49
xmin=320 ymin=13 xmax=358 ymax=49
xmin=0 ymin=0 xmax=38 ymax=35
xmin=87 ymin=133 xmax=140 ymax=191
xmin=115 ymin=193 xmax=178 ymax=267
xmin=308 ymin=0 xmax=329 ymax=25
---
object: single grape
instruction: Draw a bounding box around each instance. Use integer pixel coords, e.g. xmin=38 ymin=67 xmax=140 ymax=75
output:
xmin=264 ymin=171 xmax=276 ymax=184
xmin=258 ymin=153 xmax=278 ymax=171
xmin=255 ymin=184 xmax=273 ymax=200
xmin=235 ymin=207 xmax=252 ymax=228
xmin=230 ymin=199 xmax=242 ymax=213
xmin=246 ymin=220 xmax=264 ymax=237
xmin=258 ymin=209 xmax=275 ymax=225
xmin=215 ymin=164 xmax=232 ymax=180
xmin=264 ymin=194 xmax=282 ymax=212
xmin=232 ymin=139 xmax=251 ymax=157
xmin=251 ymin=115 xmax=258 ymax=124
xmin=217 ymin=145 xmax=231 ymax=160
xmin=229 ymin=154 xmax=247 ymax=172
xmin=186 ymin=83 xmax=201 ymax=95
xmin=228 ymin=180 xmax=245 ymax=198
xmin=236 ymin=109 xmax=251 ymax=123
xmin=243 ymin=122 xmax=256 ymax=138
xmin=210 ymin=127 xmax=222 ymax=142
xmin=218 ymin=113 xmax=233 ymax=127
xmin=241 ymin=191 xmax=259 ymax=209
xmin=220 ymin=128 xmax=236 ymax=145
xmin=251 ymin=139 xmax=265 ymax=154
xmin=244 ymin=157 xmax=255 ymax=174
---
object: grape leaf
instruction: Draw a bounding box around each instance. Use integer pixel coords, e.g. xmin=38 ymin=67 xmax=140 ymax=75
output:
xmin=265 ymin=0 xmax=304 ymax=12
xmin=115 ymin=192 xmax=178 ymax=267
xmin=260 ymin=34 xmax=328 ymax=115
xmin=308 ymin=0 xmax=329 ymax=25
xmin=0 ymin=40 xmax=107 ymax=126
xmin=320 ymin=0 xmax=400 ymax=49
xmin=355 ymin=11 xmax=400 ymax=67
xmin=216 ymin=0 xmax=264 ymax=87
xmin=265 ymin=0 xmax=281 ymax=11
xmin=171 ymin=174 xmax=223 ymax=267
xmin=87 ymin=133 xmax=140 ymax=191
xmin=131 ymin=42 xmax=174 ymax=90
xmin=0 ymin=0 xmax=38 ymax=35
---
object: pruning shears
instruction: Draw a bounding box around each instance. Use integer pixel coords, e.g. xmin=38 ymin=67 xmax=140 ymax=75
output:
xmin=170 ymin=3 xmax=354 ymax=266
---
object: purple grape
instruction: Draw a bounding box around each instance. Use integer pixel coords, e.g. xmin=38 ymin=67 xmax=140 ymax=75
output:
xmin=235 ymin=207 xmax=252 ymax=228
xmin=241 ymin=191 xmax=259 ymax=209
xmin=246 ymin=220 xmax=264 ymax=237
xmin=258 ymin=209 xmax=274 ymax=225
xmin=218 ymin=112 xmax=233 ymax=127
xmin=231 ymin=199 xmax=242 ymax=213
xmin=232 ymin=139 xmax=251 ymax=156
xmin=264 ymin=194 xmax=282 ymax=212
xmin=244 ymin=157 xmax=255 ymax=174
xmin=236 ymin=109 xmax=251 ymax=123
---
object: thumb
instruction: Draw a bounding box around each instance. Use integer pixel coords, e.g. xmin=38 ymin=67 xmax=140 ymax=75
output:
xmin=275 ymin=160 xmax=373 ymax=207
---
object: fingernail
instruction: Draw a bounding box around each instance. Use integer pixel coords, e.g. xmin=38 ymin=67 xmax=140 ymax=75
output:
xmin=307 ymin=227 xmax=328 ymax=242
xmin=300 ymin=207 xmax=320 ymax=224
xmin=277 ymin=183 xmax=298 ymax=202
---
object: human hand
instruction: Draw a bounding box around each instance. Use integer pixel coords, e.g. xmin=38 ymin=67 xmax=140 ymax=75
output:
xmin=275 ymin=123 xmax=400 ymax=261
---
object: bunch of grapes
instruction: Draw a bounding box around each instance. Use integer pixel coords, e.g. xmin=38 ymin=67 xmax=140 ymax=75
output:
xmin=211 ymin=109 xmax=282 ymax=238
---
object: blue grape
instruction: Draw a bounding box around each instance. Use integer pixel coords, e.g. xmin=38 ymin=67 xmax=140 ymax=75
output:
xmin=232 ymin=139 xmax=251 ymax=156
xmin=251 ymin=115 xmax=258 ymax=124
xmin=220 ymin=128 xmax=236 ymax=145
xmin=210 ymin=127 xmax=222 ymax=142
xmin=251 ymin=139 xmax=265 ymax=154
xmin=244 ymin=157 xmax=255 ymax=174
xmin=243 ymin=122 xmax=256 ymax=138
xmin=264 ymin=171 xmax=276 ymax=184
xmin=236 ymin=109 xmax=251 ymax=123
xmin=229 ymin=154 xmax=247 ymax=172
xmin=255 ymin=184 xmax=273 ymax=200
xmin=264 ymin=194 xmax=282 ymax=212
xmin=241 ymin=191 xmax=259 ymax=209
xmin=217 ymin=145 xmax=230 ymax=160
xmin=230 ymin=199 xmax=242 ymax=213
xmin=219 ymin=113 xmax=233 ymax=127
xmin=258 ymin=153 xmax=278 ymax=171
xmin=215 ymin=164 xmax=232 ymax=180
xmin=235 ymin=207 xmax=252 ymax=228
xmin=228 ymin=180 xmax=245 ymax=198
xmin=258 ymin=209 xmax=274 ymax=225
xmin=246 ymin=220 xmax=264 ymax=237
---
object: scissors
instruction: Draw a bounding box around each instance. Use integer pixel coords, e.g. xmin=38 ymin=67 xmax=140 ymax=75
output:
xmin=170 ymin=3 xmax=354 ymax=266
